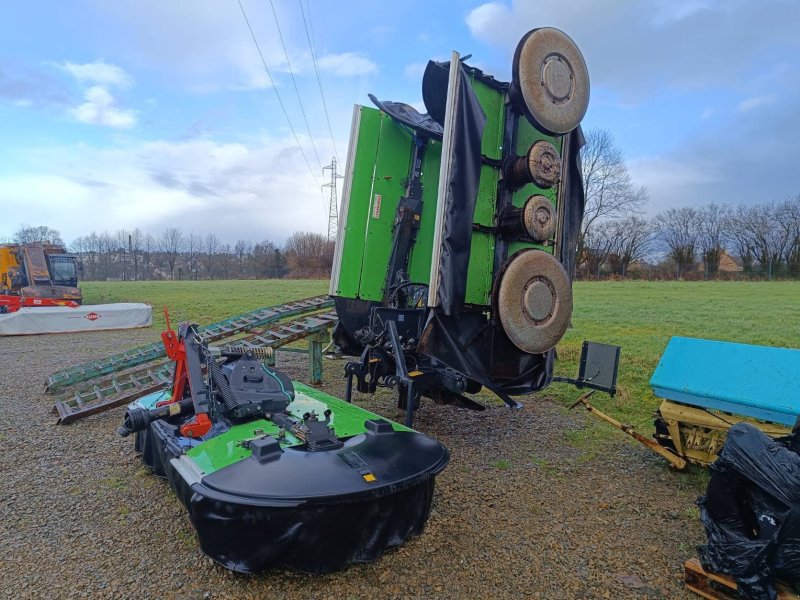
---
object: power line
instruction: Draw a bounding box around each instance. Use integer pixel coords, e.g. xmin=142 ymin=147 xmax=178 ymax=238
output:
xmin=267 ymin=0 xmax=324 ymax=172
xmin=236 ymin=0 xmax=320 ymax=187
xmin=298 ymin=0 xmax=340 ymax=165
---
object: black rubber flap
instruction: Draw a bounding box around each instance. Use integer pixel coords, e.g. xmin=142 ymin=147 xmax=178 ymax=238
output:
xmin=368 ymin=93 xmax=443 ymax=140
xmin=425 ymin=60 xmax=487 ymax=315
xmin=198 ymin=428 xmax=449 ymax=506
xmin=557 ymin=126 xmax=586 ymax=281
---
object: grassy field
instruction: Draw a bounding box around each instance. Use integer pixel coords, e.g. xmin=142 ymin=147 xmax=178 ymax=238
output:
xmin=82 ymin=279 xmax=799 ymax=429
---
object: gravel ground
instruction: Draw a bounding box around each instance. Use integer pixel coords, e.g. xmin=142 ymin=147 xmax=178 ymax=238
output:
xmin=0 ymin=329 xmax=707 ymax=599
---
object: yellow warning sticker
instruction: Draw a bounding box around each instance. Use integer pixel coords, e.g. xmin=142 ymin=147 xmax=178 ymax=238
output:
xmin=363 ymin=473 xmax=376 ymax=482
xmin=408 ymin=370 xmax=423 ymax=377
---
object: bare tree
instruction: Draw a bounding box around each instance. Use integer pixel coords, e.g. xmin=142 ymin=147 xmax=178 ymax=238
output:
xmin=114 ymin=229 xmax=129 ymax=280
xmin=234 ymin=240 xmax=250 ymax=279
xmin=697 ymin=203 xmax=730 ymax=278
xmin=781 ymin=195 xmax=800 ymax=275
xmin=579 ymin=221 xmax=615 ymax=278
xmin=14 ymin=224 xmax=64 ymax=245
xmin=186 ymin=231 xmax=201 ymax=280
xmin=723 ymin=206 xmax=756 ymax=272
xmin=579 ymin=129 xmax=648 ymax=271
xmin=284 ymin=231 xmax=335 ymax=277
xmin=128 ymin=228 xmax=144 ymax=281
xmin=202 ymin=233 xmax=219 ymax=279
xmin=606 ymin=216 xmax=653 ymax=277
xmin=252 ymin=240 xmax=279 ymax=278
xmin=654 ymin=207 xmax=699 ymax=278
xmin=159 ymin=227 xmax=185 ymax=279
xmin=219 ymin=243 xmax=231 ymax=279
xmin=142 ymin=233 xmax=155 ymax=280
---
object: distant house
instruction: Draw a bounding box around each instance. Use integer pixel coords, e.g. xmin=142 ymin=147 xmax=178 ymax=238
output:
xmin=719 ymin=251 xmax=743 ymax=272
xmin=695 ymin=251 xmax=743 ymax=274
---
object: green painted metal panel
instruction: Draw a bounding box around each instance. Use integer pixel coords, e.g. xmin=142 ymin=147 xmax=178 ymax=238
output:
xmin=357 ymin=112 xmax=414 ymax=301
xmin=334 ymin=107 xmax=382 ymax=298
xmin=406 ymin=139 xmax=442 ymax=285
xmin=465 ymin=76 xmax=505 ymax=306
xmin=186 ymin=381 xmax=411 ymax=474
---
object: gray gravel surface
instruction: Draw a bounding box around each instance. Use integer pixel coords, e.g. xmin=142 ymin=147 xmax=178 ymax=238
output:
xmin=0 ymin=329 xmax=706 ymax=599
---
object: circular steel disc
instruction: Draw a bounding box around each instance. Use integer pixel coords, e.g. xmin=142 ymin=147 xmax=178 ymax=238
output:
xmin=512 ymin=28 xmax=590 ymax=135
xmin=526 ymin=140 xmax=561 ymax=188
xmin=522 ymin=195 xmax=556 ymax=242
xmin=497 ymin=249 xmax=572 ymax=354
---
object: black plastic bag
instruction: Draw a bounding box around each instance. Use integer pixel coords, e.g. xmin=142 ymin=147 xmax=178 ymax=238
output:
xmin=698 ymin=423 xmax=800 ymax=600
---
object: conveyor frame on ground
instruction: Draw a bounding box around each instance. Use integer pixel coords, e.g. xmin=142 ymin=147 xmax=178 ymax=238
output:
xmin=45 ymin=295 xmax=332 ymax=392
xmin=51 ymin=309 xmax=338 ymax=424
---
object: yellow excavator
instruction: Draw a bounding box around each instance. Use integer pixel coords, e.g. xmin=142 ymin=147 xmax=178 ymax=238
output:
xmin=0 ymin=242 xmax=82 ymax=304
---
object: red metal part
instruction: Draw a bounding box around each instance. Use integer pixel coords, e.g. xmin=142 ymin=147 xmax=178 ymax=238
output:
xmin=179 ymin=413 xmax=212 ymax=438
xmin=157 ymin=313 xmax=188 ymax=407
xmin=0 ymin=295 xmax=79 ymax=312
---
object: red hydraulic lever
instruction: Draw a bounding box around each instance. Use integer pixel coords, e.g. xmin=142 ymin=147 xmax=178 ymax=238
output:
xmin=157 ymin=308 xmax=212 ymax=438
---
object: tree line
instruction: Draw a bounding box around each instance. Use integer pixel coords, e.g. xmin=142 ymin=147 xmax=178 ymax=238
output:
xmin=11 ymin=225 xmax=334 ymax=281
xmin=577 ymin=129 xmax=800 ymax=280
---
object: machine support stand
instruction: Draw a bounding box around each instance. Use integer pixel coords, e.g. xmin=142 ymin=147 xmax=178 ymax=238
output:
xmin=385 ymin=320 xmax=417 ymax=427
xmin=569 ymin=391 xmax=687 ymax=470
xmin=345 ymin=371 xmax=354 ymax=403
xmin=405 ymin=381 xmax=416 ymax=428
xmin=307 ymin=332 xmax=326 ymax=385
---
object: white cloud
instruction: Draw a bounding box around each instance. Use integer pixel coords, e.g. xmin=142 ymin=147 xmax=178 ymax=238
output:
xmin=1 ymin=134 xmax=338 ymax=244
xmin=464 ymin=1 xmax=800 ymax=98
xmin=61 ymin=60 xmax=133 ymax=88
xmin=317 ymin=53 xmax=377 ymax=77
xmin=465 ymin=2 xmax=511 ymax=37
xmin=70 ymin=86 xmax=137 ymax=128
xmin=404 ymin=62 xmax=427 ymax=80
xmin=737 ymin=95 xmax=775 ymax=112
xmin=651 ymin=0 xmax=711 ymax=26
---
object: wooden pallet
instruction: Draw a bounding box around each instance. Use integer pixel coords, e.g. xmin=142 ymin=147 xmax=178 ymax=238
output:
xmin=685 ymin=558 xmax=799 ymax=600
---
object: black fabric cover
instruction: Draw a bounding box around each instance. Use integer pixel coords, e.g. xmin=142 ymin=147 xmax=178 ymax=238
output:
xmin=418 ymin=310 xmax=554 ymax=399
xmin=368 ymin=93 xmax=443 ymax=140
xmin=423 ymin=60 xmax=487 ymax=316
xmin=557 ymin=126 xmax=586 ymax=281
xmin=698 ymin=423 xmax=800 ymax=600
xmin=134 ymin=417 xmax=448 ymax=574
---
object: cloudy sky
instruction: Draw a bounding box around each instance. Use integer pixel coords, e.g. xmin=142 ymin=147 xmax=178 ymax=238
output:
xmin=2 ymin=0 xmax=799 ymax=246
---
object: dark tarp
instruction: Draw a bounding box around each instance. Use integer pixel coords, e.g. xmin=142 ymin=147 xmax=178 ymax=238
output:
xmin=698 ymin=423 xmax=800 ymax=600
xmin=368 ymin=93 xmax=443 ymax=140
xmin=422 ymin=60 xmax=487 ymax=316
xmin=418 ymin=310 xmax=554 ymax=402
xmin=558 ymin=126 xmax=586 ymax=281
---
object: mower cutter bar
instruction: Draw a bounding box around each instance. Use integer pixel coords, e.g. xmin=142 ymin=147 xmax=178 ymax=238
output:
xmin=53 ymin=309 xmax=339 ymax=424
xmin=45 ymin=296 xmax=332 ymax=392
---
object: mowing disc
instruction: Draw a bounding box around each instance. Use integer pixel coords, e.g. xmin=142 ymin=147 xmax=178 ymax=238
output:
xmin=511 ymin=28 xmax=589 ymax=135
xmin=522 ymin=195 xmax=556 ymax=242
xmin=526 ymin=140 xmax=561 ymax=188
xmin=496 ymin=249 xmax=572 ymax=354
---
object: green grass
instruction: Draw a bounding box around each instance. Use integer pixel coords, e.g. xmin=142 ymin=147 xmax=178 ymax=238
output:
xmin=81 ymin=279 xmax=328 ymax=331
xmin=551 ymin=280 xmax=800 ymax=427
xmin=80 ymin=279 xmax=799 ymax=430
